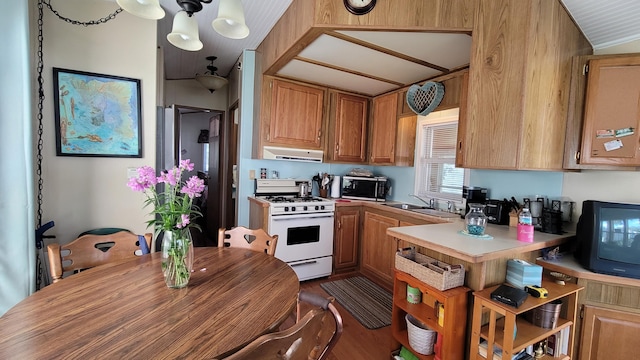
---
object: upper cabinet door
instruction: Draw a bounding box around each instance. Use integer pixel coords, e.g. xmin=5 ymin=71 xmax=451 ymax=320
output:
xmin=268 ymin=79 xmax=325 ymax=149
xmin=579 ymin=56 xmax=640 ymax=166
xmin=330 ymin=92 xmax=368 ymax=163
xmin=370 ymin=92 xmax=398 ymax=164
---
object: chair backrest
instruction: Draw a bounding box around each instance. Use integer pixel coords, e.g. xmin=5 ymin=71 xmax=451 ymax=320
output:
xmin=47 ymin=231 xmax=152 ymax=283
xmin=221 ymin=291 xmax=343 ymax=360
xmin=217 ymin=226 xmax=278 ymax=256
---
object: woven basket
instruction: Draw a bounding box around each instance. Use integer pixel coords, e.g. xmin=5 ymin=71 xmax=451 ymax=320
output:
xmin=396 ymin=248 xmax=465 ymax=291
xmin=405 ymin=314 xmax=436 ymax=355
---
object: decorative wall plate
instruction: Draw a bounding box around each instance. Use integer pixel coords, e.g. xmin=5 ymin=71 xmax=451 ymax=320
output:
xmin=406 ymin=81 xmax=445 ymax=116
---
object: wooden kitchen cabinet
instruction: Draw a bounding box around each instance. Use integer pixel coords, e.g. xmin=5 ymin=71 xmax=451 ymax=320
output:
xmin=461 ymin=0 xmax=591 ymax=170
xmin=333 ymin=207 xmax=360 ymax=273
xmin=470 ymin=280 xmax=583 ymax=360
xmin=369 ymin=92 xmax=398 ymax=165
xmin=261 ymin=77 xmax=326 ymax=150
xmin=361 ymin=211 xmax=399 ymax=287
xmin=578 ymin=55 xmax=640 ymax=166
xmin=392 ymin=270 xmax=470 ymax=360
xmin=327 ymin=91 xmax=368 ymax=163
xmin=579 ymin=305 xmax=640 ymax=360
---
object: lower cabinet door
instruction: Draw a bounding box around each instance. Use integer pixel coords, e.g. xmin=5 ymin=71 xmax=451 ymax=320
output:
xmin=580 ymin=305 xmax=640 ymax=360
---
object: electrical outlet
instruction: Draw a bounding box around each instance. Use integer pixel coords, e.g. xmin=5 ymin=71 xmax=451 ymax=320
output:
xmin=249 ymin=169 xmax=255 ymax=180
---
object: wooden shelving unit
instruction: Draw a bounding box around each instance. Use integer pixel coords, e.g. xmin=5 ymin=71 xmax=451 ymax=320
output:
xmin=469 ymin=280 xmax=583 ymax=360
xmin=391 ymin=270 xmax=470 ymax=360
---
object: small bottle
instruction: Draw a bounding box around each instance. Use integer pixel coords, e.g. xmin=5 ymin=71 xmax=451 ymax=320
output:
xmin=519 ymin=208 xmax=533 ymax=225
xmin=517 ymin=207 xmax=534 ymax=242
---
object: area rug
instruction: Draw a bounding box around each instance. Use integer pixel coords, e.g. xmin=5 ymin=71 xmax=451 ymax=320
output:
xmin=320 ymin=276 xmax=392 ymax=330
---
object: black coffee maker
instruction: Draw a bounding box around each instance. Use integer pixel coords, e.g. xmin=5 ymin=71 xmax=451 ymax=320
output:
xmin=462 ymin=186 xmax=488 ymax=218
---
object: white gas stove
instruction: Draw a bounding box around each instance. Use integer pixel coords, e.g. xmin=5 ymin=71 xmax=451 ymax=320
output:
xmin=255 ymin=179 xmax=334 ymax=281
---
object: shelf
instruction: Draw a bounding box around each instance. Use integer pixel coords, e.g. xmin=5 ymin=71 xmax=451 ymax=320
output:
xmin=392 ymin=270 xmax=469 ymax=360
xmin=394 ymin=298 xmax=442 ymax=332
xmin=479 ymin=316 xmax=572 ymax=353
xmin=470 ymin=276 xmax=583 ymax=360
xmin=472 ymin=280 xmax=583 ymax=315
xmin=392 ymin=329 xmax=436 ymax=360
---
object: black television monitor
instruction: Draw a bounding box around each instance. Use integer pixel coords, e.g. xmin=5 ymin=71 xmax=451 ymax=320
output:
xmin=575 ymin=200 xmax=640 ymax=280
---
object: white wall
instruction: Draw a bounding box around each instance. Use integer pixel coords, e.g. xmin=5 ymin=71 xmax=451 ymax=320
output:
xmin=561 ymin=40 xmax=640 ymax=214
xmin=40 ymin=0 xmax=157 ymax=244
xmin=164 ymin=79 xmax=227 ymax=110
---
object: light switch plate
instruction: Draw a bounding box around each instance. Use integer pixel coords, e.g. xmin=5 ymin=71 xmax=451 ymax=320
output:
xmin=127 ymin=167 xmax=138 ymax=179
xmin=249 ymin=169 xmax=255 ymax=180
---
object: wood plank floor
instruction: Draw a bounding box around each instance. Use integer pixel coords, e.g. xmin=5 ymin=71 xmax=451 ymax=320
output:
xmin=297 ymin=275 xmax=393 ymax=360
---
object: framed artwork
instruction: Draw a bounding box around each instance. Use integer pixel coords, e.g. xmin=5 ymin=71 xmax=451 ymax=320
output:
xmin=53 ymin=68 xmax=142 ymax=157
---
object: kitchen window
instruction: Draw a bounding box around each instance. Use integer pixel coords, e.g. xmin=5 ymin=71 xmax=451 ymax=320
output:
xmin=414 ymin=109 xmax=466 ymax=203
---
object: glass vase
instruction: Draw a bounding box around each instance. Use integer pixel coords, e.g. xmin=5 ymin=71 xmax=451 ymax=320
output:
xmin=465 ymin=203 xmax=488 ymax=236
xmin=161 ymin=229 xmax=194 ymax=288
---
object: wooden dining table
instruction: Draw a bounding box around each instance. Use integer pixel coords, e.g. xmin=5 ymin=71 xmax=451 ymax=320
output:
xmin=0 ymin=247 xmax=300 ymax=359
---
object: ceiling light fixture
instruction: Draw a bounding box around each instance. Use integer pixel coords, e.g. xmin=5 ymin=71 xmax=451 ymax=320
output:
xmin=116 ymin=0 xmax=165 ymax=20
xmin=167 ymin=10 xmax=203 ymax=51
xmin=195 ymin=56 xmax=229 ymax=92
xmin=212 ymin=0 xmax=250 ymax=39
xmin=118 ymin=0 xmax=249 ymax=51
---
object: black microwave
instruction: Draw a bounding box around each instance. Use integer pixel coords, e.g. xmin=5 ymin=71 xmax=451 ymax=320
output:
xmin=341 ymin=176 xmax=388 ymax=202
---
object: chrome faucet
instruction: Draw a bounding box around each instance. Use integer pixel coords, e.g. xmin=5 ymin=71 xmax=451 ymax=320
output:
xmin=409 ymin=194 xmax=435 ymax=208
xmin=447 ymin=201 xmax=454 ymax=213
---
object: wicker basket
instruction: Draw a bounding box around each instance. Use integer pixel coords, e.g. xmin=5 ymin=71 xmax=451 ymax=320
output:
xmin=396 ymin=248 xmax=465 ymax=291
xmin=405 ymin=314 xmax=437 ymax=355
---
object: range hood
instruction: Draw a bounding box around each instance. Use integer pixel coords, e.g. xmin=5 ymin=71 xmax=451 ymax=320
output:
xmin=263 ymin=146 xmax=323 ymax=163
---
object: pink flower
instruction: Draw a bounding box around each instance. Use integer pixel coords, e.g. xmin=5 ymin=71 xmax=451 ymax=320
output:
xmin=176 ymin=214 xmax=190 ymax=229
xmin=127 ymin=166 xmax=157 ymax=191
xmin=181 ymin=176 xmax=205 ymax=199
xmin=179 ymin=159 xmax=195 ymax=172
xmin=159 ymin=168 xmax=179 ymax=186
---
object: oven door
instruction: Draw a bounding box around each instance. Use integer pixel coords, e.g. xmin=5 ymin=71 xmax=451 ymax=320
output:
xmin=268 ymin=212 xmax=334 ymax=263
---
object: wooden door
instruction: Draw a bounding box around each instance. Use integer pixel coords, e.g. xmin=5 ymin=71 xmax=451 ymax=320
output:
xmin=268 ymin=79 xmax=325 ymax=149
xmin=361 ymin=211 xmax=398 ymax=286
xmin=333 ymin=208 xmax=360 ymax=273
xmin=369 ymin=93 xmax=397 ymax=164
xmin=330 ymin=92 xmax=368 ymax=163
xmin=580 ymin=55 xmax=640 ymax=166
xmin=580 ymin=305 xmax=640 ymax=360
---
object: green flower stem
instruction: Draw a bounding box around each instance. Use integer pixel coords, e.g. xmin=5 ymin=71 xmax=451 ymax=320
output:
xmin=162 ymin=236 xmax=192 ymax=288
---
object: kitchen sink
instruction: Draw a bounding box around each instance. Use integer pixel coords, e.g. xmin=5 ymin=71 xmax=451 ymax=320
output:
xmin=410 ymin=208 xmax=461 ymax=218
xmin=383 ymin=203 xmax=429 ymax=210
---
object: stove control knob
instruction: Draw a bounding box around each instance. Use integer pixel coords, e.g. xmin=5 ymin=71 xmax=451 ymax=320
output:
xmin=303 ymin=206 xmax=308 ymax=211
xmin=291 ymin=206 xmax=296 ymax=212
xmin=315 ymin=206 xmax=319 ymax=210
xmin=320 ymin=205 xmax=325 ymax=210
xmin=284 ymin=206 xmax=289 ymax=212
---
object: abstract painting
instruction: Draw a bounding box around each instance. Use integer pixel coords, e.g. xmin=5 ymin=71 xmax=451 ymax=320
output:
xmin=53 ymin=68 xmax=142 ymax=157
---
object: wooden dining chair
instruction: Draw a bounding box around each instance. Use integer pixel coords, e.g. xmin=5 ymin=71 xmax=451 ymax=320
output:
xmin=220 ymin=291 xmax=343 ymax=360
xmin=47 ymin=230 xmax=152 ymax=283
xmin=217 ymin=226 xmax=278 ymax=256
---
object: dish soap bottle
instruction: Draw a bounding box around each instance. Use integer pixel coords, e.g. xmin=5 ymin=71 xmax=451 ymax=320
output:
xmin=517 ymin=207 xmax=534 ymax=242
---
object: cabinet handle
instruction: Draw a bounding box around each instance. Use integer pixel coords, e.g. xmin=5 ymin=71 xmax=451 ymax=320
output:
xmin=337 ymin=220 xmax=341 ymax=229
xmin=335 ymin=143 xmax=339 ymax=152
xmin=317 ymin=130 xmax=322 ymax=141
xmin=458 ymin=141 xmax=463 ymax=152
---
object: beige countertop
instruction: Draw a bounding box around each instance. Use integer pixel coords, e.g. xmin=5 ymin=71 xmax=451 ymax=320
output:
xmin=536 ymin=256 xmax=640 ymax=288
xmin=387 ymin=220 xmax=575 ymax=264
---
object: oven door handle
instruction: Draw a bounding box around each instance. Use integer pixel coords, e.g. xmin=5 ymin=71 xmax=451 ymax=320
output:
xmin=289 ymin=260 xmax=318 ymax=267
xmin=270 ymin=213 xmax=334 ymax=221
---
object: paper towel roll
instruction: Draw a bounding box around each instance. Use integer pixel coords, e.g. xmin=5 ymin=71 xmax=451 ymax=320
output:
xmin=330 ymin=176 xmax=341 ymax=198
